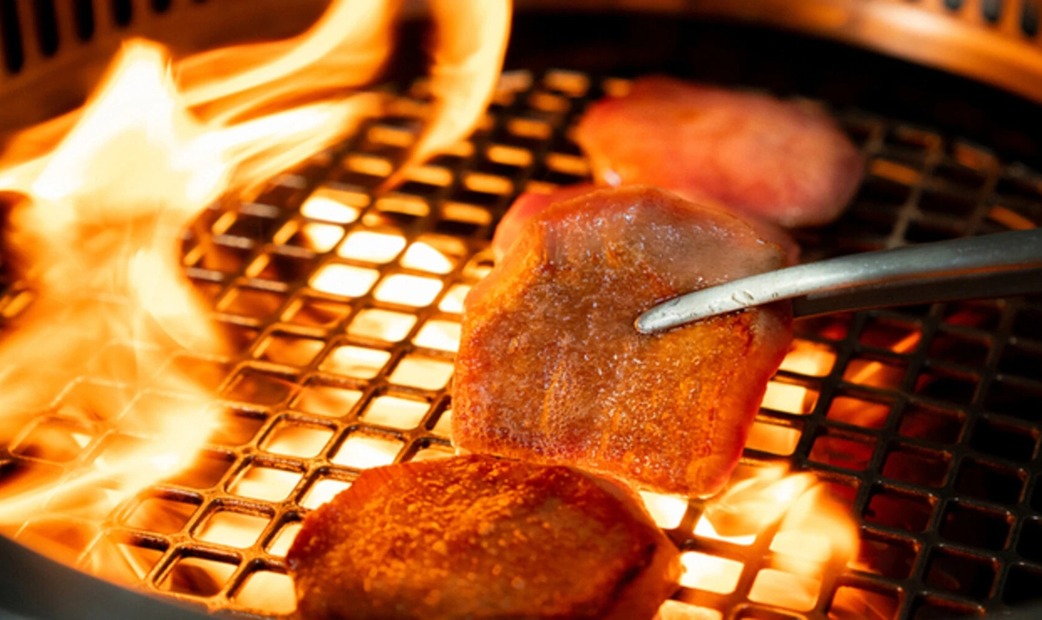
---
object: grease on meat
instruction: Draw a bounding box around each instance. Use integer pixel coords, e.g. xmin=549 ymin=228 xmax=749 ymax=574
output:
xmin=453 ymin=186 xmax=792 ymax=497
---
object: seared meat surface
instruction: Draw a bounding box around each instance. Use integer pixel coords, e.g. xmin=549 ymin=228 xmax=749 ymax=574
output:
xmin=495 ymin=183 xmax=800 ymax=266
xmin=288 ymin=454 xmax=680 ymax=620
xmin=453 ymin=186 xmax=792 ymax=497
xmin=576 ymin=75 xmax=864 ymax=228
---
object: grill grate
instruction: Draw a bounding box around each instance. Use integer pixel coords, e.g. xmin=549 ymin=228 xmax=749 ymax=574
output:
xmin=2 ymin=66 xmax=1042 ymax=618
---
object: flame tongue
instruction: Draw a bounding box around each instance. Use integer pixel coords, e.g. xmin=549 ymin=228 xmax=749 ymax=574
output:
xmin=1 ymin=38 xmax=366 ymax=382
xmin=670 ymin=342 xmax=864 ymax=617
xmin=0 ymin=0 xmax=512 ymax=540
xmin=700 ymin=466 xmax=816 ymax=538
xmin=0 ymin=41 xmax=255 ymax=524
xmin=178 ymin=0 xmax=403 ymax=118
xmin=397 ymin=0 xmax=512 ymax=176
xmin=31 ymin=42 xmax=224 ymax=213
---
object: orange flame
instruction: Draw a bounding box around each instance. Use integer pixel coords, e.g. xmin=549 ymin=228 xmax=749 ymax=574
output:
xmin=0 ymin=0 xmax=511 ymax=540
xmin=395 ymin=0 xmax=512 ymax=178
xmin=0 ymin=37 xmax=366 ymax=524
xmin=665 ymin=343 xmax=861 ymax=615
xmin=680 ymin=466 xmax=859 ymax=614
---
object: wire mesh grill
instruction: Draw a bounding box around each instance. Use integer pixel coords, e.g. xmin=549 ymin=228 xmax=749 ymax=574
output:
xmin=2 ymin=67 xmax=1042 ymax=618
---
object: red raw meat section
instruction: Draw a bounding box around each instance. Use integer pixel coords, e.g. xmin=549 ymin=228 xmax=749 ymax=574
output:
xmin=576 ymin=75 xmax=864 ymax=228
xmin=453 ymin=186 xmax=793 ymax=497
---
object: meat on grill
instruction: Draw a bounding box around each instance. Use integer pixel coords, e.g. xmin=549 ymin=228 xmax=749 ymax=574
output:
xmin=492 ymin=183 xmax=801 ymax=266
xmin=453 ymin=186 xmax=793 ymax=497
xmin=491 ymin=182 xmax=596 ymax=261
xmin=575 ymin=75 xmax=865 ymax=228
xmin=287 ymin=454 xmax=680 ymax=620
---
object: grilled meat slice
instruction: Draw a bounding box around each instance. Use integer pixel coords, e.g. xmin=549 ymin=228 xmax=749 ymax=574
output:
xmin=492 ymin=183 xmax=596 ymax=262
xmin=494 ymin=183 xmax=800 ymax=266
xmin=453 ymin=186 xmax=792 ymax=497
xmin=288 ymin=454 xmax=680 ymax=620
xmin=575 ymin=75 xmax=864 ymax=228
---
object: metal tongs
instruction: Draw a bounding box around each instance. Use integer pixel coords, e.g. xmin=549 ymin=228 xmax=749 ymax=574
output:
xmin=636 ymin=228 xmax=1042 ymax=334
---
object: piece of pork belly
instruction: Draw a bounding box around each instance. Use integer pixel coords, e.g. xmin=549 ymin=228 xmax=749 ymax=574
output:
xmin=575 ymin=75 xmax=864 ymax=228
xmin=288 ymin=454 xmax=680 ymax=620
xmin=453 ymin=186 xmax=792 ymax=497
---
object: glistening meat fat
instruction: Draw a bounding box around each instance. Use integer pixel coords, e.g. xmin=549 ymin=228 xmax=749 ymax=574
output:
xmin=575 ymin=75 xmax=865 ymax=228
xmin=287 ymin=455 xmax=680 ymax=620
xmin=453 ymin=186 xmax=793 ymax=497
xmin=491 ymin=182 xmax=597 ymax=262
xmin=492 ymin=182 xmax=801 ymax=266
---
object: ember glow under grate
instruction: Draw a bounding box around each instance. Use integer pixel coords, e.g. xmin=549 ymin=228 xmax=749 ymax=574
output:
xmin=3 ymin=60 xmax=1042 ymax=619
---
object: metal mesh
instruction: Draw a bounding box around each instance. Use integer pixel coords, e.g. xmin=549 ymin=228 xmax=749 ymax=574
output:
xmin=2 ymin=68 xmax=1042 ymax=618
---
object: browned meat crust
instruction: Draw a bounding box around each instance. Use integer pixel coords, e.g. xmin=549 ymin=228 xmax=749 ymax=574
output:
xmin=287 ymin=454 xmax=680 ymax=620
xmin=453 ymin=186 xmax=792 ymax=497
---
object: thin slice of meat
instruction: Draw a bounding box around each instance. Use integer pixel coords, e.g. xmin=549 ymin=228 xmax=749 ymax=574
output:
xmin=492 ymin=182 xmax=596 ymax=261
xmin=494 ymin=183 xmax=801 ymax=266
xmin=287 ymin=454 xmax=680 ymax=620
xmin=575 ymin=75 xmax=864 ymax=228
xmin=453 ymin=186 xmax=793 ymax=497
